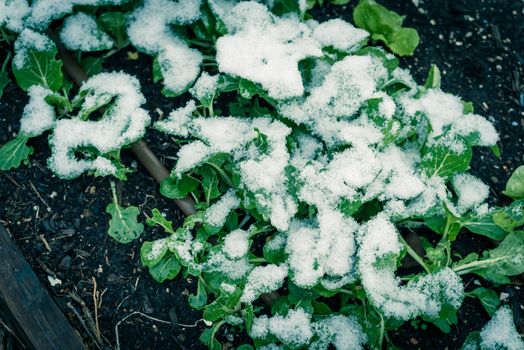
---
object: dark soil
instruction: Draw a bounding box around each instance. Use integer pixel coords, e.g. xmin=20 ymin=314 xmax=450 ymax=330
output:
xmin=0 ymin=0 xmax=523 ymax=349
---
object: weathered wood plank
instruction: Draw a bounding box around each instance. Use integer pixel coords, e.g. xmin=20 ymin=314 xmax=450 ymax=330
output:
xmin=0 ymin=225 xmax=86 ymax=350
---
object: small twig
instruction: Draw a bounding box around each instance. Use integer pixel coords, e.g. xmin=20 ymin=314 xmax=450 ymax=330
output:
xmin=66 ymin=302 xmax=101 ymax=350
xmin=91 ymin=277 xmax=101 ymax=341
xmin=1 ymin=172 xmax=24 ymax=189
xmin=38 ymin=234 xmax=52 ymax=252
xmin=68 ymin=293 xmax=99 ymax=344
xmin=115 ymin=312 xmax=204 ymax=350
xmin=28 ymin=180 xmax=52 ymax=211
xmin=116 ymin=295 xmax=131 ymax=311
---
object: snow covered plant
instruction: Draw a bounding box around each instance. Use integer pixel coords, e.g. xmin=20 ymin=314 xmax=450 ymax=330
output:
xmin=135 ymin=2 xmax=523 ymax=349
xmin=1 ymin=0 xmax=524 ymax=349
xmin=0 ymin=29 xmax=149 ymax=242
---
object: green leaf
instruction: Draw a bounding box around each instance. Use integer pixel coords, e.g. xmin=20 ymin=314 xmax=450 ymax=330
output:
xmin=204 ymin=288 xmax=242 ymax=322
xmin=97 ymin=12 xmax=128 ymax=48
xmin=237 ymin=345 xmax=254 ymax=350
xmin=466 ymin=287 xmax=500 ymax=316
xmin=263 ymin=235 xmax=287 ymax=264
xmin=284 ymin=165 xmax=303 ymax=201
xmin=106 ymin=203 xmax=144 ymax=243
xmin=424 ymin=64 xmax=441 ymax=90
xmin=80 ymin=57 xmax=104 ymax=77
xmin=461 ymin=213 xmax=507 ymax=241
xmin=271 ymin=296 xmax=290 ymax=315
xmin=0 ymin=135 xmax=34 ymax=171
xmin=160 ymin=175 xmax=199 ymax=199
xmin=152 ymin=56 xmax=163 ymax=83
xmin=0 ymin=52 xmax=11 ymax=99
xmin=425 ymin=241 xmax=449 ymax=267
xmin=453 ymin=231 xmax=524 ymax=284
xmin=146 ymin=208 xmax=175 ymax=234
xmin=287 ymin=281 xmax=320 ymax=304
xmin=461 ymin=331 xmax=481 ymax=350
xmin=45 ymin=93 xmax=72 ymax=112
xmin=462 ymin=101 xmax=475 ymax=114
xmin=199 ymin=322 xmax=223 ymax=350
xmin=148 ymin=254 xmax=181 ymax=283
xmin=421 ymin=303 xmax=457 ymax=333
xmin=12 ymin=44 xmax=63 ymax=91
xmin=200 ymin=167 xmax=221 ymax=203
xmin=492 ymin=200 xmax=524 ymax=233
xmin=312 ymin=300 xmax=332 ymax=315
xmin=253 ymin=128 xmax=269 ymax=155
xmin=353 ymin=0 xmax=419 ymax=56
xmin=271 ymin=0 xmax=305 ymax=16
xmin=140 ymin=239 xmax=168 ymax=267
xmin=355 ymin=46 xmax=399 ymax=72
xmin=503 ymin=166 xmax=524 ymax=199
xmin=388 ymin=27 xmax=419 ymax=56
xmin=490 ymin=144 xmax=501 ymax=158
xmin=217 ymin=74 xmax=238 ymax=93
xmin=188 ymin=277 xmax=208 ymax=310
xmin=421 ymin=136 xmax=472 ymax=179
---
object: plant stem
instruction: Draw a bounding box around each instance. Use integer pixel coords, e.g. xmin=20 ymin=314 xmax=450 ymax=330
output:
xmin=204 ymin=161 xmax=234 ymax=188
xmin=1 ymin=51 xmax=12 ymax=73
xmin=452 ymin=256 xmax=507 ymax=275
xmin=249 ymin=256 xmax=267 ymax=264
xmin=378 ymin=312 xmax=385 ymax=350
xmin=239 ymin=214 xmax=251 ymax=229
xmin=110 ymin=179 xmax=118 ymax=206
xmin=0 ymin=28 xmax=12 ymax=44
xmin=398 ymin=234 xmax=431 ymax=274
xmin=187 ymin=39 xmax=213 ymax=48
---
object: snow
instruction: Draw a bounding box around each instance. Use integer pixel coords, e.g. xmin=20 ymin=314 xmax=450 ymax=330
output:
xmin=452 ymin=173 xmax=490 ymax=213
xmin=26 ymin=0 xmax=129 ymax=30
xmin=19 ymin=85 xmax=56 ymax=137
xmin=146 ymin=239 xmax=167 ymax=261
xmin=157 ymin=115 xmax=296 ymax=231
xmin=451 ymin=113 xmax=499 ymax=146
xmin=0 ymin=0 xmax=30 ymax=32
xmin=5 ymin=0 xmax=500 ymax=343
xmin=311 ymin=315 xmax=367 ymax=350
xmin=48 ymin=72 xmax=151 ymax=179
xmin=479 ymin=306 xmax=524 ymax=350
xmin=59 ymin=12 xmax=113 ymax=52
xmin=358 ymin=214 xmax=464 ymax=320
xmin=223 ymin=229 xmax=249 ymax=259
xmin=154 ymin=100 xmax=196 ymax=137
xmin=216 ymin=2 xmax=322 ymax=99
xmin=13 ymin=29 xmax=54 ymax=69
xmin=251 ymin=309 xmax=313 ymax=348
xmin=252 ymin=309 xmax=367 ymax=349
xmin=127 ymin=0 xmax=202 ymax=93
xmin=312 ymin=18 xmax=369 ymax=52
xmin=279 ymin=55 xmax=388 ymax=145
xmin=286 ymin=212 xmax=358 ymax=289
xmin=241 ymin=264 xmax=287 ymax=303
xmin=190 ymin=72 xmax=219 ymax=104
xmin=401 ymin=89 xmax=499 ymax=146
xmin=204 ymin=250 xmax=252 ymax=281
xmin=205 ymin=190 xmax=240 ymax=227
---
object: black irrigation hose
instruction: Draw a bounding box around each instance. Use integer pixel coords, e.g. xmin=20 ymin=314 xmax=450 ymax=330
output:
xmin=47 ymin=29 xmax=196 ymax=216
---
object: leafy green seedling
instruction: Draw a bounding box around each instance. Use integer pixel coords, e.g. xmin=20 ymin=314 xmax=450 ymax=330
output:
xmin=0 ymin=135 xmax=33 ymax=171
xmin=503 ymin=165 xmax=524 ymax=199
xmin=106 ymin=180 xmax=144 ymax=243
xmin=353 ymin=0 xmax=420 ymax=56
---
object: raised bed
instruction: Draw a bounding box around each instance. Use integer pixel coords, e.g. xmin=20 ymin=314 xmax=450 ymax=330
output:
xmin=0 ymin=0 xmax=523 ymax=349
